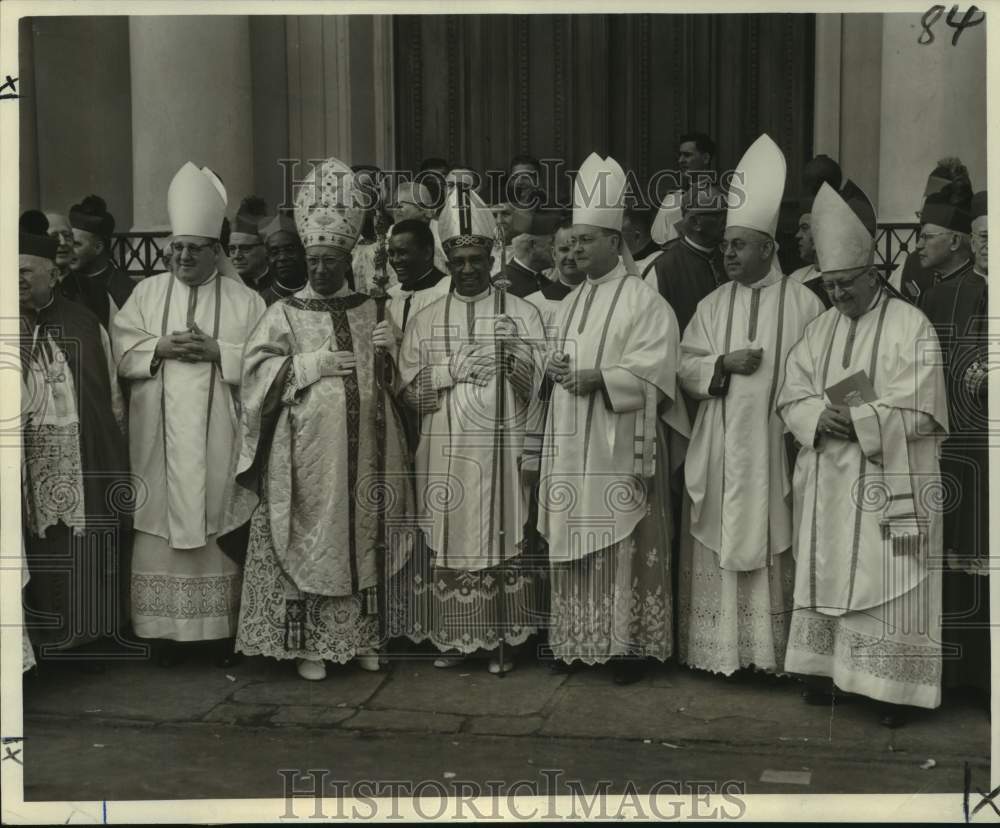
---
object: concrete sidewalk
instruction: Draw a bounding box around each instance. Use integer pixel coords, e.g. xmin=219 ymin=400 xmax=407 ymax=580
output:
xmin=20 ymin=648 xmax=990 ymax=802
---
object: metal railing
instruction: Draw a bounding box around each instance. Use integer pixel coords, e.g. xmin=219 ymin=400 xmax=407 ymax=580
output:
xmin=111 ymin=232 xmax=170 ymax=280
xmin=111 ymin=223 xmax=923 ymax=282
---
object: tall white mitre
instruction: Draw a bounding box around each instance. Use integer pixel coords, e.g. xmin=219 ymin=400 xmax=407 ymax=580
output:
xmin=293 ymin=156 xmax=364 ymax=252
xmin=726 ymin=134 xmax=786 ymax=239
xmin=811 ymin=182 xmax=875 ymax=274
xmin=168 ymin=161 xmax=227 ymax=239
xmin=573 ymin=152 xmax=627 ymax=231
xmin=438 ymin=184 xmax=497 ymax=250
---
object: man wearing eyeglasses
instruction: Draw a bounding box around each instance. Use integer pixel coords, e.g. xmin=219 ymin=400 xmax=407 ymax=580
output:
xmin=539 ymin=153 xmax=689 ymax=685
xmin=228 ymin=196 xmax=270 ymax=291
xmin=112 ymin=162 xmax=266 ymax=669
xmin=914 ymin=191 xmax=975 ymax=289
xmin=921 ymin=190 xmax=989 ymax=699
xmin=778 ymin=183 xmax=948 ymax=729
xmin=222 ymin=156 xmax=415 ymax=682
xmin=677 ymin=134 xmax=824 ymax=680
xmin=890 ymin=159 xmax=973 ymax=304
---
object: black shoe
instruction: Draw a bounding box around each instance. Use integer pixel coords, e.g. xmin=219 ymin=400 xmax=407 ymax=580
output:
xmin=877 ymin=703 xmax=908 ymax=729
xmin=546 ymin=658 xmax=578 ymax=675
xmin=612 ymin=658 xmax=648 ymax=686
xmin=78 ymin=660 xmax=106 ymax=675
xmin=801 ymin=687 xmax=835 ymax=706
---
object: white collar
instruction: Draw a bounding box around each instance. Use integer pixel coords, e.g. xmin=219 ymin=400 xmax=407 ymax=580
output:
xmin=453 ymin=285 xmax=491 ymax=304
xmin=682 ymin=235 xmax=714 ymax=254
xmin=513 ymin=256 xmax=536 ymax=275
xmin=586 ymin=259 xmax=627 ymax=286
xmin=175 ymin=268 xmax=219 ymax=288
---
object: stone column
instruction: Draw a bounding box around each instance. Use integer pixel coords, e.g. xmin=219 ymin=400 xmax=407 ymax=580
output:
xmin=877 ymin=12 xmax=986 ymax=221
xmin=812 ymin=13 xmax=883 ymax=206
xmin=285 ymin=14 xmax=395 ymax=178
xmin=129 ymin=16 xmax=253 ymax=230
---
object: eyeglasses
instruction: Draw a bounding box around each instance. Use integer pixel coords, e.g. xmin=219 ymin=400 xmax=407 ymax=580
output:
xmin=916 ymin=231 xmax=951 ymax=243
xmin=306 ymin=254 xmax=349 ymax=270
xmin=718 ymin=239 xmax=760 ymax=253
xmin=821 ymin=269 xmax=871 ymax=296
xmin=972 ymin=231 xmax=988 ymax=244
xmin=170 ymin=241 xmax=215 ymax=256
xmin=228 ymin=243 xmax=263 ymax=255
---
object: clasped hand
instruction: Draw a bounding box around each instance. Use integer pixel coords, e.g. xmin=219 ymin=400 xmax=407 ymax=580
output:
xmin=547 ymin=351 xmax=602 ymax=396
xmin=817 ymin=405 xmax=856 ymax=441
xmin=449 ymin=342 xmax=495 ymax=386
xmin=155 ymin=324 xmax=220 ymax=363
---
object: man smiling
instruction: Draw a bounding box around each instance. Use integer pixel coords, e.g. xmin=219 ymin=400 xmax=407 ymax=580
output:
xmin=678 ymin=134 xmax=823 ymax=679
xmin=112 ymin=162 xmax=265 ymax=668
xmin=779 ymin=183 xmax=948 ymax=728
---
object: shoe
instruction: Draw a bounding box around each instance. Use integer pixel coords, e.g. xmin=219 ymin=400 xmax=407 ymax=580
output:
xmin=877 ymin=703 xmax=908 ymax=729
xmin=801 ymin=687 xmax=835 ymax=706
xmin=612 ymin=658 xmax=647 ymax=686
xmin=78 ymin=660 xmax=106 ymax=675
xmin=215 ymin=651 xmax=243 ymax=669
xmin=546 ymin=659 xmax=577 ymax=674
xmin=488 ymin=656 xmax=515 ymax=675
xmin=355 ymin=650 xmax=381 ymax=672
xmin=433 ymin=654 xmax=467 ymax=669
xmin=296 ymin=659 xmax=327 ymax=681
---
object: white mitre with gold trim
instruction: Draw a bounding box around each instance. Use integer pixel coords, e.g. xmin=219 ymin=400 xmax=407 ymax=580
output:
xmin=293 ymin=156 xmax=364 ymax=252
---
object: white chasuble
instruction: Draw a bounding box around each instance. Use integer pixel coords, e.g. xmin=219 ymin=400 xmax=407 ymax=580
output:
xmin=398 ymin=288 xmax=547 ymax=571
xmin=539 ymin=262 xmax=689 ymax=564
xmin=680 ymin=270 xmax=824 ymax=571
xmin=777 ymin=294 xmax=948 ymax=617
xmin=112 ymin=271 xmax=266 ymax=549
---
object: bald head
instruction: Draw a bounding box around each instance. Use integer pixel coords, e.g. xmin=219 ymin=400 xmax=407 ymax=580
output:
xmin=392 ymin=181 xmax=434 ymax=224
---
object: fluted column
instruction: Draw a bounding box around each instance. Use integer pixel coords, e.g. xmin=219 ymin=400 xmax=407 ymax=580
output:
xmin=285 ymin=14 xmax=395 ymax=177
xmin=129 ymin=16 xmax=253 ymax=229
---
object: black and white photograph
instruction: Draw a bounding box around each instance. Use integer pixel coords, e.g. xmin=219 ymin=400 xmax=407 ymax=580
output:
xmin=1 ymin=0 xmax=993 ymax=821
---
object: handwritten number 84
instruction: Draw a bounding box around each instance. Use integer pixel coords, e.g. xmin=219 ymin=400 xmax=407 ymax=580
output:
xmin=920 ymin=5 xmax=985 ymax=46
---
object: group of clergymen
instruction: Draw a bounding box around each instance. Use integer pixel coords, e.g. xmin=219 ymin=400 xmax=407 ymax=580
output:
xmin=18 ymin=131 xmax=988 ymax=730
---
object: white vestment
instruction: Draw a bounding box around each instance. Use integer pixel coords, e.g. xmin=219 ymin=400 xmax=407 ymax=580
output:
xmin=112 ymin=271 xmax=266 ymax=549
xmin=777 ymin=293 xmax=949 ymax=707
xmin=398 ymin=287 xmax=546 ymax=570
xmin=677 ymin=268 xmax=823 ymax=674
xmin=538 ymin=262 xmax=690 ymax=562
xmin=386 ymin=274 xmax=451 ymax=335
xmin=680 ymin=269 xmax=825 ymax=571
xmin=789 ymin=264 xmax=819 ymax=284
